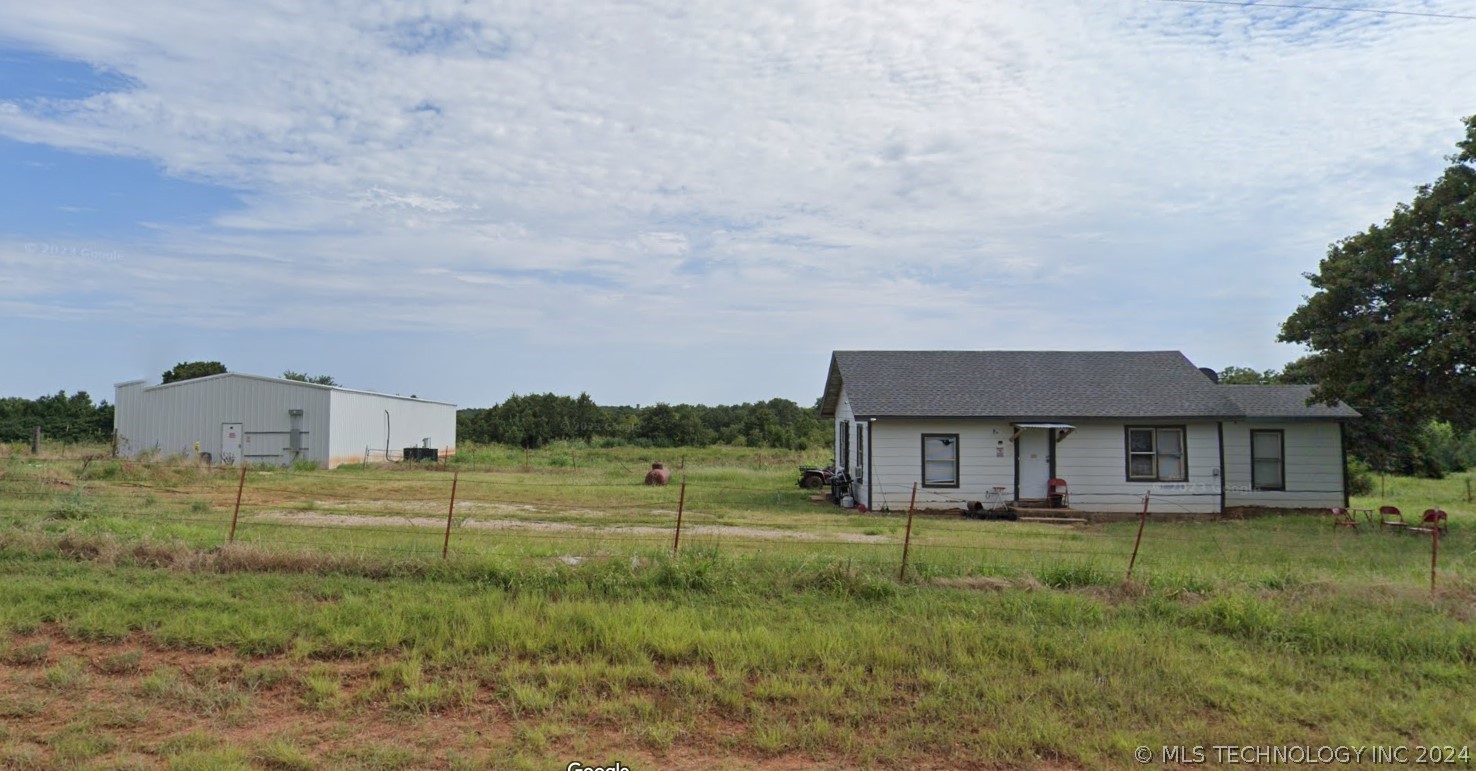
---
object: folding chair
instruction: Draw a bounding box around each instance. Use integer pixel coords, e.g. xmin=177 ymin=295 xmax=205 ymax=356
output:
xmin=1047 ymin=478 xmax=1070 ymax=508
xmin=1378 ymin=505 xmax=1406 ymax=531
xmin=1408 ymin=509 xmax=1448 ymax=536
xmin=1330 ymin=507 xmax=1360 ymax=532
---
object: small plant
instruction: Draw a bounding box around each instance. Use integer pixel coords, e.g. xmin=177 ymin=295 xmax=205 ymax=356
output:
xmin=1 ymin=641 xmax=50 ymax=666
xmin=96 ymin=650 xmax=143 ymax=675
xmin=300 ymin=667 xmax=343 ymax=711
xmin=242 ymin=664 xmax=291 ymax=691
xmin=43 ymin=657 xmax=90 ymax=690
xmin=1034 ymin=562 xmax=1112 ymax=589
xmin=51 ymin=488 xmax=93 ymax=520
xmin=252 ymin=738 xmax=315 ymax=770
xmin=48 ymin=723 xmax=117 ymax=764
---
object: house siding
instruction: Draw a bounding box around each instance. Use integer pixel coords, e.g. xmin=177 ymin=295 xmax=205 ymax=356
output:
xmin=1223 ymin=420 xmax=1344 ymax=508
xmin=831 ymin=387 xmax=865 ymax=506
xmin=868 ymin=419 xmax=1016 ymax=511
xmin=1054 ymin=420 xmax=1222 ymax=514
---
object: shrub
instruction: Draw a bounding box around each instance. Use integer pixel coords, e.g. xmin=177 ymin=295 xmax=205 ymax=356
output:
xmin=1345 ymin=457 xmax=1374 ymax=496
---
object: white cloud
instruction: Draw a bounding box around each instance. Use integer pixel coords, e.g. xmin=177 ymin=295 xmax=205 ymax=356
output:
xmin=1 ymin=0 xmax=1474 ymax=402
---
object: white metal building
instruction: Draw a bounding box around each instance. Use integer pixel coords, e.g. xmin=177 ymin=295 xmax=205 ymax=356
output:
xmin=114 ymin=373 xmax=456 ymax=468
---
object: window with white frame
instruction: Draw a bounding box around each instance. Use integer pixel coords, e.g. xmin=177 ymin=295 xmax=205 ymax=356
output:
xmin=922 ymin=434 xmax=959 ymax=487
xmin=854 ymin=423 xmax=865 ymax=483
xmin=1251 ymin=429 xmax=1284 ymax=490
xmin=1125 ymin=427 xmax=1187 ymax=482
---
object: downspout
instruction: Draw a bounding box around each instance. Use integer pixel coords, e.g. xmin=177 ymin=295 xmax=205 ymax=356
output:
xmin=1216 ymin=421 xmax=1226 ymax=514
xmin=1339 ymin=420 xmax=1349 ymax=508
xmin=384 ymin=410 xmax=391 ymax=460
xmin=866 ymin=418 xmax=874 ymax=510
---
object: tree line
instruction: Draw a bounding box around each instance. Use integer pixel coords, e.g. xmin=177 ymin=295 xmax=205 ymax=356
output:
xmin=0 ymin=392 xmax=114 ymax=444
xmin=457 ymin=394 xmax=830 ymax=450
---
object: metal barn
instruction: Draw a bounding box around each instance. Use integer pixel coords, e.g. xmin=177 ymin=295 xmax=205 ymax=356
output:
xmin=114 ymin=373 xmax=456 ymax=468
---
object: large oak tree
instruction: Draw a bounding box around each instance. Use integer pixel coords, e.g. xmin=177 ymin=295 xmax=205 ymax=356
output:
xmin=1280 ymin=116 xmax=1476 ymax=472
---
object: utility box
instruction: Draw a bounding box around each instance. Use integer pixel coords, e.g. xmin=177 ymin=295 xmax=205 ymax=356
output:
xmin=403 ymin=447 xmax=439 ymax=462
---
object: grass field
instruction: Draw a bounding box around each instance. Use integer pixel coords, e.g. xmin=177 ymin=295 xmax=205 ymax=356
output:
xmin=1 ymin=444 xmax=1474 ymax=769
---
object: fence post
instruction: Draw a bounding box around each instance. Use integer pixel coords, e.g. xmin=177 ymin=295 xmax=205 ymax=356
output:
xmin=442 ymin=471 xmax=460 ymax=560
xmin=1430 ymin=521 xmax=1439 ymax=595
xmin=227 ymin=464 xmax=247 ymax=544
xmin=1125 ymin=491 xmax=1151 ymax=581
xmin=899 ymin=482 xmax=918 ymax=581
xmin=31 ymin=426 xmax=41 ymax=455
xmin=672 ymin=476 xmax=687 ymax=554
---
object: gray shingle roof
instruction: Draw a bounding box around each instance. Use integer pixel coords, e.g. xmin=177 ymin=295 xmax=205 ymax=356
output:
xmin=823 ymin=350 xmax=1245 ymax=419
xmin=1221 ymin=384 xmax=1360 ymax=419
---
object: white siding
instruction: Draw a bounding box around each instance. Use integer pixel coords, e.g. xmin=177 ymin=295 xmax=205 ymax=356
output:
xmin=327 ymin=390 xmax=456 ymax=468
xmin=869 ymin=419 xmax=1015 ymax=511
xmin=114 ymin=375 xmax=331 ymax=465
xmin=1055 ymin=420 xmax=1222 ymax=514
xmin=833 ymin=386 xmax=854 ymax=471
xmin=830 ymin=387 xmax=865 ymax=506
xmin=1223 ymin=420 xmax=1345 ymax=508
xmin=866 ymin=419 xmax=1222 ymax=514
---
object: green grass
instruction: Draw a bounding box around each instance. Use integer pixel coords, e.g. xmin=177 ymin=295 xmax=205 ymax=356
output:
xmin=2 ymin=448 xmax=1475 ymax=767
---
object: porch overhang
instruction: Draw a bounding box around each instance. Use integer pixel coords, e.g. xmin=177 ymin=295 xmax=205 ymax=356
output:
xmin=1009 ymin=423 xmax=1076 ymax=442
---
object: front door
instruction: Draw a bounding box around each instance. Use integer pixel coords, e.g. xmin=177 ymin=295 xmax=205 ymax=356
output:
xmin=1017 ymin=428 xmax=1052 ymax=500
xmin=221 ymin=423 xmax=243 ymax=466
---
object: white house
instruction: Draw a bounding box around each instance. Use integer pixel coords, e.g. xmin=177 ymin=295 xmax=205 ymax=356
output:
xmin=818 ymin=351 xmax=1358 ymax=514
xmin=115 ymin=373 xmax=456 ymax=468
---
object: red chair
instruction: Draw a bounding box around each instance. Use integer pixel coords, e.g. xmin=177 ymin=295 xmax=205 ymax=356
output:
xmin=1330 ymin=507 xmax=1360 ymax=532
xmin=1047 ymin=478 xmax=1069 ymax=508
xmin=1409 ymin=509 xmax=1448 ymax=536
xmin=1378 ymin=505 xmax=1406 ymax=531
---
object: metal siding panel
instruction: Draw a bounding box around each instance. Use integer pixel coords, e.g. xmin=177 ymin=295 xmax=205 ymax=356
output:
xmin=114 ymin=375 xmax=329 ymax=465
xmin=327 ymin=390 xmax=457 ymax=467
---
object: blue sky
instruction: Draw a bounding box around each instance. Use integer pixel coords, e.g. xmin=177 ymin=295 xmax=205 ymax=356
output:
xmin=1 ymin=0 xmax=1473 ymax=408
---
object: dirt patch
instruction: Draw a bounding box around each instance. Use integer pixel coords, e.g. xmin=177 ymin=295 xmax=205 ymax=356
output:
xmin=251 ymin=510 xmax=892 ymax=543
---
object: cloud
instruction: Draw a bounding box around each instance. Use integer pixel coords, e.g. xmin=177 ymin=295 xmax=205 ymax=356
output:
xmin=0 ymin=0 xmax=1474 ymax=393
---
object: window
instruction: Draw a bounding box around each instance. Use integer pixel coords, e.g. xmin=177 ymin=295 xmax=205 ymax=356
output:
xmin=839 ymin=421 xmax=850 ymax=470
xmin=854 ymin=423 xmax=865 ymax=483
xmin=1125 ymin=427 xmax=1187 ymax=482
xmin=1251 ymin=430 xmax=1284 ymax=490
xmin=922 ymin=434 xmax=959 ymax=487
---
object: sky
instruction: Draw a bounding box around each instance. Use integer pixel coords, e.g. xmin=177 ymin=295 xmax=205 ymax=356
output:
xmin=1 ymin=0 xmax=1473 ymax=408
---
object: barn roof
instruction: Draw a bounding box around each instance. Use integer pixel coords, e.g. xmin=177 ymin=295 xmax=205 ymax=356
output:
xmin=120 ymin=372 xmax=455 ymax=406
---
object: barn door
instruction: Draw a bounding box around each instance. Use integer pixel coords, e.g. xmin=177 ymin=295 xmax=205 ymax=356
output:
xmin=221 ymin=423 xmax=243 ymax=466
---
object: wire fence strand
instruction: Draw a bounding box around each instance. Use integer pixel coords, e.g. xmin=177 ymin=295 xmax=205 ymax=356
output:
xmin=0 ymin=462 xmax=1462 ymax=589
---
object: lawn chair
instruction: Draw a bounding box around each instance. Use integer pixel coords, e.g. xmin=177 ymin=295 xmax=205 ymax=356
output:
xmin=1330 ymin=507 xmax=1360 ymax=532
xmin=1047 ymin=478 xmax=1070 ymax=508
xmin=1408 ymin=509 xmax=1448 ymax=536
xmin=1378 ymin=505 xmax=1406 ymax=531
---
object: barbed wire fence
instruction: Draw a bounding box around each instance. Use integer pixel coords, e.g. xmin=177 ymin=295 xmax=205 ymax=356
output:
xmin=0 ymin=457 xmax=1463 ymax=594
